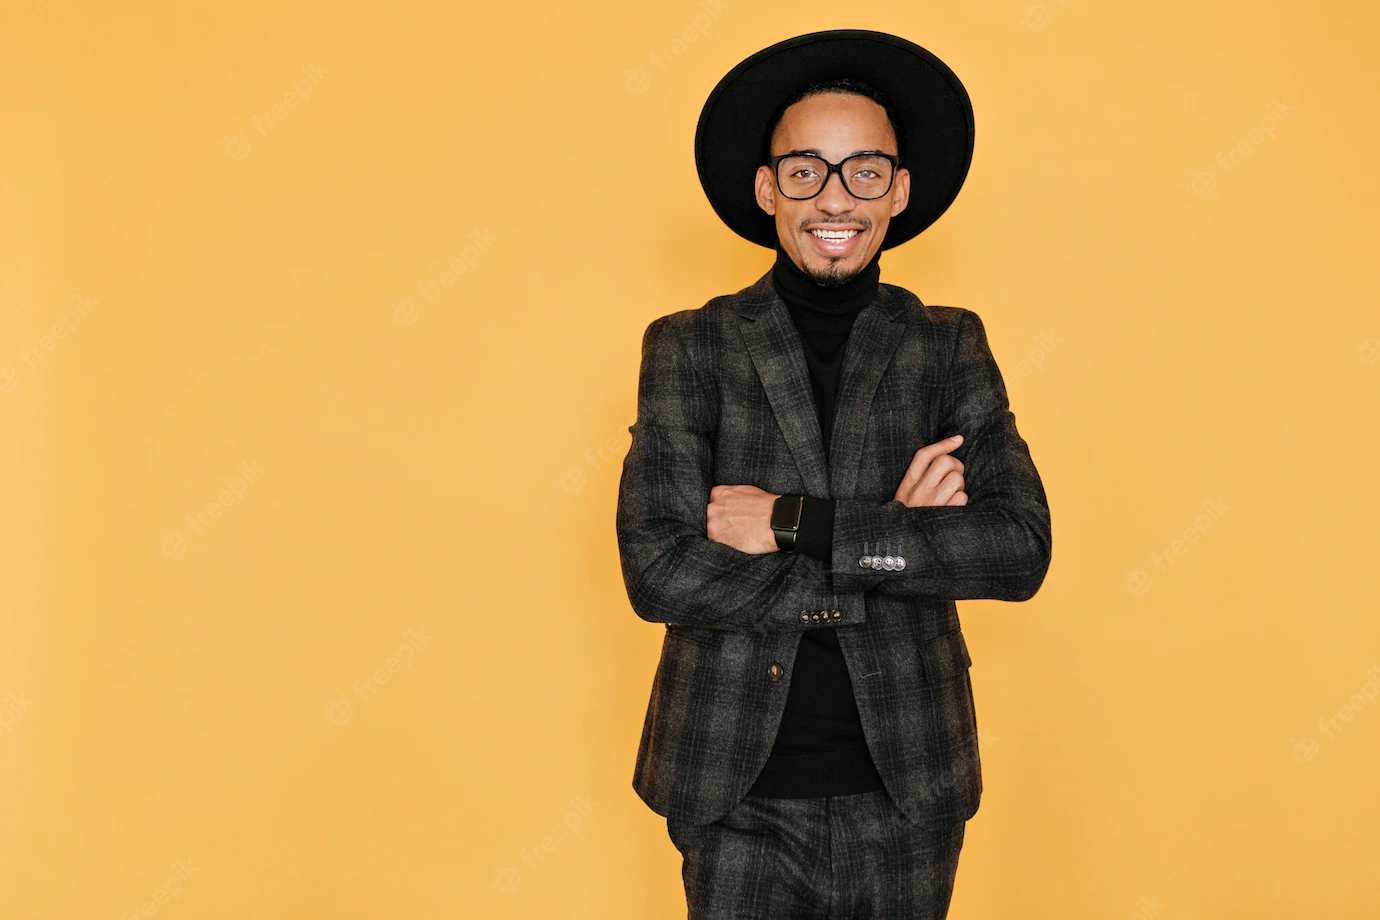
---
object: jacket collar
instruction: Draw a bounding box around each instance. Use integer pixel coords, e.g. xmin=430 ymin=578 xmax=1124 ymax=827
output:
xmin=731 ymin=267 xmax=908 ymax=322
xmin=734 ymin=268 xmax=908 ymax=500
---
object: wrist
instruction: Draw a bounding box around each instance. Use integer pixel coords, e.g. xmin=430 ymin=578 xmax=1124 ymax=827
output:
xmin=793 ymin=496 xmax=835 ymax=562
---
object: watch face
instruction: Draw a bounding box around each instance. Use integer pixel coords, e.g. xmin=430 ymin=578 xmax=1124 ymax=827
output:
xmin=771 ymin=495 xmax=802 ymax=529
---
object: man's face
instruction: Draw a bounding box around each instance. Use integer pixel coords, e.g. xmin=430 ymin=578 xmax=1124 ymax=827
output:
xmin=754 ymin=91 xmax=910 ymax=286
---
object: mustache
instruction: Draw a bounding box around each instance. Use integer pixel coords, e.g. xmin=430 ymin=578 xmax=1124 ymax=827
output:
xmin=799 ymin=219 xmax=870 ymax=229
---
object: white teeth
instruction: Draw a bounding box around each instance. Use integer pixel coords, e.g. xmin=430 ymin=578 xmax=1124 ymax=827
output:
xmin=809 ymin=229 xmax=860 ymax=240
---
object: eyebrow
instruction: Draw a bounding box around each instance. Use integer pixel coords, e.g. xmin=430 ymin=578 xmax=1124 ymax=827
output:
xmin=779 ymin=147 xmax=892 ymax=157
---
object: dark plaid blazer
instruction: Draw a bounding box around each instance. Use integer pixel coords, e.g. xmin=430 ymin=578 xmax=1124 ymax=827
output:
xmin=616 ymin=267 xmax=1051 ymax=828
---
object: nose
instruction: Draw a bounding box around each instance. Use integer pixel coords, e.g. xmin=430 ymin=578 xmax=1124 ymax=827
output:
xmin=814 ymin=168 xmax=857 ymax=213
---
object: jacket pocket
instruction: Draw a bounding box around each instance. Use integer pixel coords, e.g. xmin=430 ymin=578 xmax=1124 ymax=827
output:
xmin=918 ymin=628 xmax=972 ymax=684
xmin=666 ymin=623 xmax=727 ymax=651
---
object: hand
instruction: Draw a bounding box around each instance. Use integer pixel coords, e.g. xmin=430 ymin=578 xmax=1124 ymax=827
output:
xmin=895 ymin=435 xmax=968 ymax=507
xmin=706 ymin=485 xmax=780 ymax=554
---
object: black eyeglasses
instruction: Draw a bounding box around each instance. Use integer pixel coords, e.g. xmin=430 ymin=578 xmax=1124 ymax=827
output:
xmin=769 ymin=152 xmax=901 ymax=201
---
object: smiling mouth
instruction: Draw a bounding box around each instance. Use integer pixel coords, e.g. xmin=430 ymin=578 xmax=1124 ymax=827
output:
xmin=804 ymin=226 xmax=865 ymax=257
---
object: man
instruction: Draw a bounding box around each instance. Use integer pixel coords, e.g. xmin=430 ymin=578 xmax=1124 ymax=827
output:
xmin=616 ymin=29 xmax=1052 ymax=919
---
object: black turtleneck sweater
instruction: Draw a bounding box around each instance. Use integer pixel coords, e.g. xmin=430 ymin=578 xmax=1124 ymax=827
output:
xmin=746 ymin=241 xmax=886 ymax=799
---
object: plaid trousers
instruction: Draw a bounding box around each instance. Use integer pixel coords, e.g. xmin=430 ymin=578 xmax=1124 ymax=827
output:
xmin=666 ymin=789 xmax=966 ymax=919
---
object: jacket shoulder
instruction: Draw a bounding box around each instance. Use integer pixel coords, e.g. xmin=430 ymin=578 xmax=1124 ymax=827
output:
xmin=880 ymin=282 xmax=974 ymax=331
xmin=638 ymin=287 xmax=746 ymax=342
xmin=633 ymin=293 xmax=742 ymax=392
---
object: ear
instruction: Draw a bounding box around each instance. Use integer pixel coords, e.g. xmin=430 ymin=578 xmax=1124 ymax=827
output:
xmin=890 ymin=166 xmax=910 ymax=218
xmin=754 ymin=165 xmax=778 ymax=217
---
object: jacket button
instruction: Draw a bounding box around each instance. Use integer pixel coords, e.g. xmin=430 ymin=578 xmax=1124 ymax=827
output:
xmin=767 ymin=662 xmax=784 ymax=681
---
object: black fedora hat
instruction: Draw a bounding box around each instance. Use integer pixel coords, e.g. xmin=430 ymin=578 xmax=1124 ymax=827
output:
xmin=694 ymin=29 xmax=975 ymax=251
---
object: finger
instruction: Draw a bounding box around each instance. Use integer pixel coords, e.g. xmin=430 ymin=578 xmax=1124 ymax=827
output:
xmin=932 ymin=469 xmax=965 ymax=506
xmin=947 ymin=490 xmax=968 ymax=506
xmin=919 ymin=455 xmax=964 ymax=494
xmin=896 ymin=434 xmax=964 ymax=494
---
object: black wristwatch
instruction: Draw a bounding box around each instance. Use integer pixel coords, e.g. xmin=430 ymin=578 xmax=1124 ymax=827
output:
xmin=770 ymin=494 xmax=805 ymax=552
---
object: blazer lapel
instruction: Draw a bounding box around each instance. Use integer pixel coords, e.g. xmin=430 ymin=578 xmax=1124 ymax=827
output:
xmin=828 ymin=287 xmax=905 ymax=499
xmin=739 ymin=281 xmax=831 ymax=497
xmin=735 ymin=270 xmax=907 ymax=501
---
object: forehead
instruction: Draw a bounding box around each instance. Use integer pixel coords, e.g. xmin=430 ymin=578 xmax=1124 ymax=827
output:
xmin=769 ymin=92 xmax=896 ymax=156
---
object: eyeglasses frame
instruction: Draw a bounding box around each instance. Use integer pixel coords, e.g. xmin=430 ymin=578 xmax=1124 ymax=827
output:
xmin=768 ymin=152 xmax=903 ymax=201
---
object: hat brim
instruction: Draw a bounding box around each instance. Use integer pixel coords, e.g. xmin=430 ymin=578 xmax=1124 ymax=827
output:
xmin=694 ymin=29 xmax=975 ymax=251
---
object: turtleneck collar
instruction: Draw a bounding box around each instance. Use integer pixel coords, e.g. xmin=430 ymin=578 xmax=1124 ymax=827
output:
xmin=771 ymin=240 xmax=882 ymax=334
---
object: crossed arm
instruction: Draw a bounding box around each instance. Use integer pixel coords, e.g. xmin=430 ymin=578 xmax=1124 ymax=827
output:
xmin=615 ymin=309 xmax=1051 ymax=631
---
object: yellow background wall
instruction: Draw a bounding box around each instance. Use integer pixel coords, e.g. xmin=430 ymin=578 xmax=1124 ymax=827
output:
xmin=3 ymin=1 xmax=1378 ymax=917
